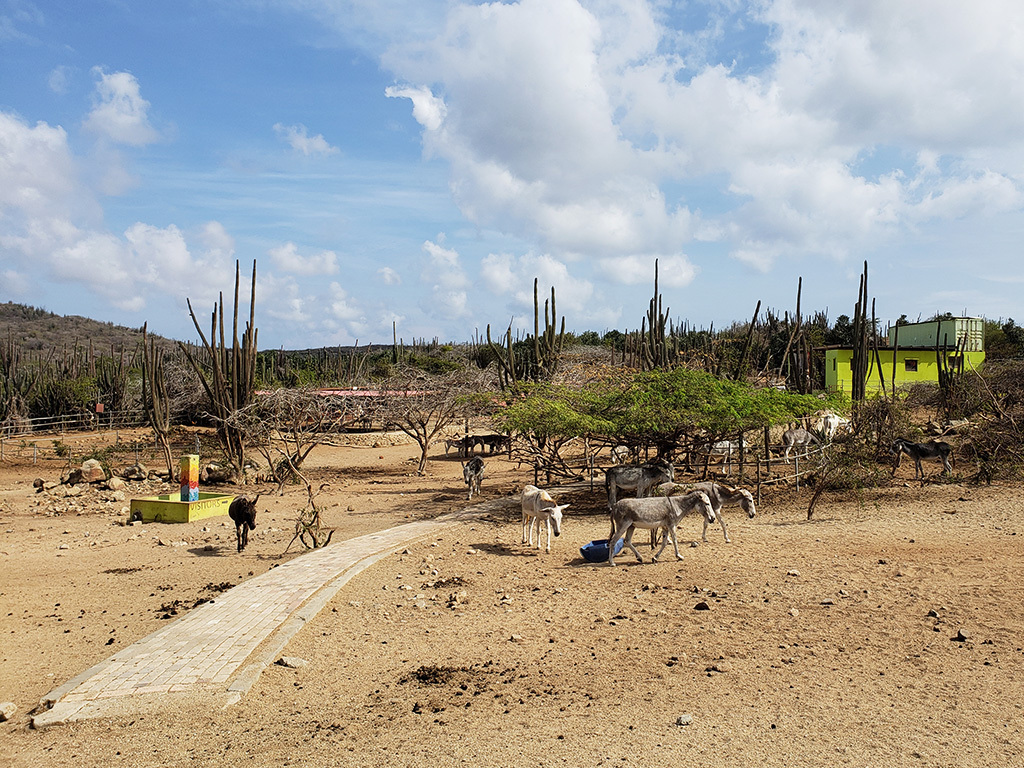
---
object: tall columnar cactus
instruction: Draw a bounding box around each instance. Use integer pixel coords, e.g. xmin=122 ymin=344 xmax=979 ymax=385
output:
xmin=142 ymin=323 xmax=174 ymax=476
xmin=637 ymin=260 xmax=674 ymax=370
xmin=179 ymin=260 xmax=259 ymax=480
xmin=0 ymin=330 xmax=40 ymax=425
xmin=486 ymin=279 xmax=565 ymax=389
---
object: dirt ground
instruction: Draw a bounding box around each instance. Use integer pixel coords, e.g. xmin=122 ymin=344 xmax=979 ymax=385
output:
xmin=1 ymin=428 xmax=1022 ymax=768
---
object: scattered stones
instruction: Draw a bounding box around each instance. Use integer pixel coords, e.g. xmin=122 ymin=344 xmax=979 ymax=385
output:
xmin=276 ymin=656 xmax=308 ymax=669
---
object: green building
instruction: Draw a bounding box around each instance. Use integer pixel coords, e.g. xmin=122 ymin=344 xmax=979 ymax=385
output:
xmin=823 ymin=317 xmax=985 ymax=393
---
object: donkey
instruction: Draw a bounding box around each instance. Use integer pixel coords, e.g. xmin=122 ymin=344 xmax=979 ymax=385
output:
xmin=520 ymin=484 xmax=569 ymax=553
xmin=605 ymin=458 xmax=674 ymax=510
xmin=657 ymin=481 xmax=756 ymax=544
xmin=462 ymin=456 xmax=485 ymax=500
xmin=607 ymin=491 xmax=716 ymax=566
xmin=228 ymin=494 xmax=260 ymax=553
xmin=891 ymin=438 xmax=953 ymax=478
xmin=782 ymin=427 xmax=819 ymax=462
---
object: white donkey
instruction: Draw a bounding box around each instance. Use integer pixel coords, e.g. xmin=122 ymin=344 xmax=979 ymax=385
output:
xmin=608 ymin=491 xmax=715 ymax=566
xmin=521 ymin=484 xmax=569 ymax=553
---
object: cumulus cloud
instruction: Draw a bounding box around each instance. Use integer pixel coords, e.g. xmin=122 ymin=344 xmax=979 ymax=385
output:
xmin=420 ymin=238 xmax=469 ymax=319
xmin=378 ymin=0 xmax=1024 ymax=282
xmin=384 ymin=85 xmax=447 ymax=133
xmin=480 ymin=251 xmax=615 ymax=328
xmin=83 ymin=68 xmax=158 ymax=146
xmin=595 ymin=255 xmax=697 ymax=288
xmin=269 ymin=242 xmax=340 ymax=275
xmin=273 ymin=123 xmax=339 ymax=156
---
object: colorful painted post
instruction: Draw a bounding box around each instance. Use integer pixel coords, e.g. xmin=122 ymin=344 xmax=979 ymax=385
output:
xmin=180 ymin=454 xmax=199 ymax=502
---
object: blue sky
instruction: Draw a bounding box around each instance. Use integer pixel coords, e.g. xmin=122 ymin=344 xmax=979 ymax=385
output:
xmin=2 ymin=1 xmax=1023 ymax=349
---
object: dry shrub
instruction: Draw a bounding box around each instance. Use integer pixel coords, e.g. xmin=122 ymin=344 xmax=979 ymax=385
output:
xmin=952 ymin=360 xmax=1024 ymax=482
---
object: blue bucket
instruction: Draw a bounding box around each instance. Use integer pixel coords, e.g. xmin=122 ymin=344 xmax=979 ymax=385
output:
xmin=580 ymin=538 xmax=625 ymax=563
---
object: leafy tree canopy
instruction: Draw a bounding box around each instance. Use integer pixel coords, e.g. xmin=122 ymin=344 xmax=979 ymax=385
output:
xmin=495 ymin=368 xmax=844 ymax=445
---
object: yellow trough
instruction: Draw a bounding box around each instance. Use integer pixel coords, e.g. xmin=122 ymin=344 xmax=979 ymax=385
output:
xmin=130 ymin=492 xmax=235 ymax=524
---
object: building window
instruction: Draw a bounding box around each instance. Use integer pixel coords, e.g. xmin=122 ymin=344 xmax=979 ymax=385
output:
xmin=905 ymin=359 xmax=918 ymax=372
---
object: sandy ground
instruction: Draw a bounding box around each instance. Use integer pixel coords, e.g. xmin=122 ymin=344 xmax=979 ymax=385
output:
xmin=1 ymin=428 xmax=1022 ymax=768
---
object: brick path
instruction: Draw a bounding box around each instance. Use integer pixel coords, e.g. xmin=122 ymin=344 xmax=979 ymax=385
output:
xmin=32 ymin=498 xmax=516 ymax=728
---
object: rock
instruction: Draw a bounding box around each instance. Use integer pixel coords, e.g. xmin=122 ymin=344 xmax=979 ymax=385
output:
xmin=106 ymin=477 xmax=126 ymax=491
xmin=694 ymin=601 xmax=711 ymax=611
xmin=787 ymin=569 xmax=800 ymax=577
xmin=33 ymin=478 xmax=44 ymax=490
xmin=122 ymin=463 xmax=147 ymax=480
xmin=0 ymin=701 xmax=17 ymax=722
xmin=676 ymin=714 xmax=693 ymax=726
xmin=58 ymin=543 xmax=69 ymax=550
xmin=276 ymin=656 xmax=308 ymax=669
xmin=63 ymin=485 xmax=83 ymax=497
xmin=201 ymin=463 xmax=236 ymax=484
xmin=109 ymin=490 xmax=126 ymax=502
xmin=789 ymin=607 xmax=800 ymax=617
xmin=80 ymin=459 xmax=106 ymax=483
xmin=954 ymin=628 xmax=970 ymax=642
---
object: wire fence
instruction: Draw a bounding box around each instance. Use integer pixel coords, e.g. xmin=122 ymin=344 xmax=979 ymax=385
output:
xmin=0 ymin=410 xmax=151 ymax=465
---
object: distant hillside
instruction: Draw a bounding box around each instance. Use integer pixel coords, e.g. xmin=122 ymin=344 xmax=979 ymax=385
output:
xmin=0 ymin=302 xmax=176 ymax=357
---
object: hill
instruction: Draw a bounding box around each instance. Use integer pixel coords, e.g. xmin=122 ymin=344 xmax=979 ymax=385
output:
xmin=0 ymin=302 xmax=176 ymax=356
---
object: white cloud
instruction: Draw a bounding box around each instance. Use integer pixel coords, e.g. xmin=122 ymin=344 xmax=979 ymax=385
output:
xmin=273 ymin=123 xmax=339 ymax=156
xmin=377 ymin=0 xmax=1024 ymax=285
xmin=83 ymin=68 xmax=158 ymax=146
xmin=1 ymin=269 xmax=28 ymax=297
xmin=377 ymin=266 xmax=401 ymax=285
xmin=420 ymin=238 xmax=469 ymax=319
xmin=258 ymin=273 xmax=309 ymax=324
xmin=328 ymin=281 xmax=364 ymax=322
xmin=268 ymin=242 xmax=340 ymax=275
xmin=596 ymin=254 xmax=697 ymax=288
xmin=479 ymin=251 xmax=610 ymax=328
xmin=384 ymin=85 xmax=447 ymax=133
xmin=48 ymin=65 xmax=71 ymax=95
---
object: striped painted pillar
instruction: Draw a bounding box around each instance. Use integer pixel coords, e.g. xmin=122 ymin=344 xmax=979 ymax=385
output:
xmin=180 ymin=454 xmax=199 ymax=502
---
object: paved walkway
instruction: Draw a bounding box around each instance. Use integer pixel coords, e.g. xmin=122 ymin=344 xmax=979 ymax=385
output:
xmin=33 ymin=498 xmax=516 ymax=728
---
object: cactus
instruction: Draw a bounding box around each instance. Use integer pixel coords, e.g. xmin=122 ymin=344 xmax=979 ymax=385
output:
xmin=179 ymin=260 xmax=259 ymax=481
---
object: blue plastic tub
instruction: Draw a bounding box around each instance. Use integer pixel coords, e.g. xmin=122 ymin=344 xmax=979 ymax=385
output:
xmin=580 ymin=538 xmax=625 ymax=563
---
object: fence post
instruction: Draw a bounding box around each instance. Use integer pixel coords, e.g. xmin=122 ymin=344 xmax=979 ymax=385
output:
xmin=33 ymin=444 xmax=37 ymax=464
xmin=795 ymin=455 xmax=800 ymax=490
xmin=1 ymin=437 xmax=4 ymax=461
xmin=756 ymin=456 xmax=761 ymax=506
